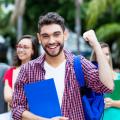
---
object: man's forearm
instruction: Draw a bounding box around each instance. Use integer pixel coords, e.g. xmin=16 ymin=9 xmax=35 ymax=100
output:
xmin=82 ymin=30 xmax=114 ymax=90
xmin=94 ymin=44 xmax=114 ymax=90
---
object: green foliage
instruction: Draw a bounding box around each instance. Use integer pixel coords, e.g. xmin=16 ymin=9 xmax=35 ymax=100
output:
xmin=111 ymin=0 xmax=120 ymax=18
xmin=85 ymin=0 xmax=120 ymax=66
xmin=86 ymin=0 xmax=108 ymax=28
xmin=23 ymin=0 xmax=75 ymax=35
xmin=0 ymin=0 xmax=120 ymax=66
xmin=0 ymin=3 xmax=16 ymax=45
xmin=86 ymin=0 xmax=120 ymax=28
xmin=96 ymin=23 xmax=120 ymax=42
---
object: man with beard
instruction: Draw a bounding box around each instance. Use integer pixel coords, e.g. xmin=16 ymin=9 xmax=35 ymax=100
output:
xmin=12 ymin=12 xmax=114 ymax=120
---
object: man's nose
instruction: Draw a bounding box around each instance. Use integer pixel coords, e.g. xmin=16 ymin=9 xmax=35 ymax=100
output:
xmin=48 ymin=36 xmax=55 ymax=44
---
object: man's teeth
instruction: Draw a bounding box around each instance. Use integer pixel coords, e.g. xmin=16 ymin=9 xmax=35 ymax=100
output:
xmin=49 ymin=46 xmax=57 ymax=49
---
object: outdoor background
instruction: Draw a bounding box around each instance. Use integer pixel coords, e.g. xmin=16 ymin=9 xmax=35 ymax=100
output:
xmin=0 ymin=0 xmax=120 ymax=69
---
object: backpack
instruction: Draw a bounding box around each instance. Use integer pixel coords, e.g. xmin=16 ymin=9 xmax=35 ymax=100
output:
xmin=73 ymin=56 xmax=104 ymax=120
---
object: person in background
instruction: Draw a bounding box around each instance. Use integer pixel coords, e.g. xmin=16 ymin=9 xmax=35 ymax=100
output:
xmin=12 ymin=12 xmax=114 ymax=120
xmin=0 ymin=42 xmax=10 ymax=114
xmin=90 ymin=42 xmax=120 ymax=120
xmin=0 ymin=35 xmax=39 ymax=120
xmin=90 ymin=42 xmax=120 ymax=80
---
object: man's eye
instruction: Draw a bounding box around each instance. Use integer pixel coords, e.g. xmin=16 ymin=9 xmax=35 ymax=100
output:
xmin=54 ymin=33 xmax=61 ymax=37
xmin=43 ymin=35 xmax=49 ymax=38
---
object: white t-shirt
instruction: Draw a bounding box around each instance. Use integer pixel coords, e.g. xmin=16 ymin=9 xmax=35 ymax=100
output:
xmin=44 ymin=60 xmax=66 ymax=107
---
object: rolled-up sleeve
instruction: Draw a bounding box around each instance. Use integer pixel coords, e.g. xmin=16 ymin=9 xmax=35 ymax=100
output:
xmin=12 ymin=65 xmax=28 ymax=120
xmin=80 ymin=56 xmax=112 ymax=93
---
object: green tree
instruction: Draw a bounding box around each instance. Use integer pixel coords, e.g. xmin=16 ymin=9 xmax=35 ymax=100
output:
xmin=0 ymin=0 xmax=16 ymax=47
xmin=85 ymin=0 xmax=120 ymax=67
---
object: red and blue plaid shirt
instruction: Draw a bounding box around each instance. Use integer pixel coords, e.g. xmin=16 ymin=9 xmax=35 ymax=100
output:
xmin=12 ymin=50 xmax=111 ymax=120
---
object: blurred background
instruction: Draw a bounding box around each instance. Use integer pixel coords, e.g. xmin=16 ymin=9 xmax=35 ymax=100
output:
xmin=0 ymin=0 xmax=120 ymax=70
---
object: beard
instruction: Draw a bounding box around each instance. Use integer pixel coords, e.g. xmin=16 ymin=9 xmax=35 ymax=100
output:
xmin=42 ymin=42 xmax=64 ymax=57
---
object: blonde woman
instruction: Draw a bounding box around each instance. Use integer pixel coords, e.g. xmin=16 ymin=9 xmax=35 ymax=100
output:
xmin=90 ymin=42 xmax=120 ymax=120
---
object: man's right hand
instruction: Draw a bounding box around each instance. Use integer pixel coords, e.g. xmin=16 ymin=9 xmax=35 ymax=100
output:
xmin=51 ymin=116 xmax=69 ymax=120
xmin=22 ymin=111 xmax=69 ymax=120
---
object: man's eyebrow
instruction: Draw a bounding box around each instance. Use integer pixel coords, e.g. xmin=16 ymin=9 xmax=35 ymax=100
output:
xmin=40 ymin=31 xmax=61 ymax=36
xmin=54 ymin=31 xmax=61 ymax=34
xmin=40 ymin=33 xmax=49 ymax=36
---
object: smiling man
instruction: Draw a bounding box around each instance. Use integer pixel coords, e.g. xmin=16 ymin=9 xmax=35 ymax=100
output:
xmin=39 ymin=24 xmax=64 ymax=57
xmin=12 ymin=12 xmax=114 ymax=120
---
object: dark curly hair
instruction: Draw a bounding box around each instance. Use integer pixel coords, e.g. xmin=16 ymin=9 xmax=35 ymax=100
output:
xmin=13 ymin=35 xmax=39 ymax=67
xmin=38 ymin=12 xmax=65 ymax=33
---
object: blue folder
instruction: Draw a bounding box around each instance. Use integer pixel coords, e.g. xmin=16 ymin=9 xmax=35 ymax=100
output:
xmin=24 ymin=78 xmax=61 ymax=118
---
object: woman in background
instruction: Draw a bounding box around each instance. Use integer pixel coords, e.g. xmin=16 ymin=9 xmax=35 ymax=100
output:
xmin=0 ymin=35 xmax=39 ymax=120
xmin=90 ymin=42 xmax=120 ymax=120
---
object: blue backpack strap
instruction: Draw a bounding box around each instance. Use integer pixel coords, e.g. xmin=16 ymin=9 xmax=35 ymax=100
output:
xmin=74 ymin=56 xmax=85 ymax=87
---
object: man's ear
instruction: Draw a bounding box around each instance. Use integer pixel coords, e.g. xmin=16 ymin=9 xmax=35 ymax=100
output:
xmin=37 ymin=33 xmax=41 ymax=44
xmin=64 ymin=29 xmax=69 ymax=41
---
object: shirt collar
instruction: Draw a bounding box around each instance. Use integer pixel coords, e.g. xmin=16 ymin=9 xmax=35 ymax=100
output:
xmin=34 ymin=49 xmax=74 ymax=67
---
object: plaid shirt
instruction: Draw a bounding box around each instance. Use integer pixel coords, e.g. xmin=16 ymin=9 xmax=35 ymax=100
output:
xmin=12 ymin=50 xmax=111 ymax=120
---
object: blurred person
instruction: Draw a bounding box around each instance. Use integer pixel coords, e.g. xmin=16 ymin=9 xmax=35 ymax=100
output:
xmin=90 ymin=42 xmax=120 ymax=120
xmin=0 ymin=42 xmax=10 ymax=114
xmin=0 ymin=35 xmax=39 ymax=120
xmin=12 ymin=12 xmax=114 ymax=120
xmin=90 ymin=42 xmax=120 ymax=80
xmin=114 ymin=68 xmax=120 ymax=73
